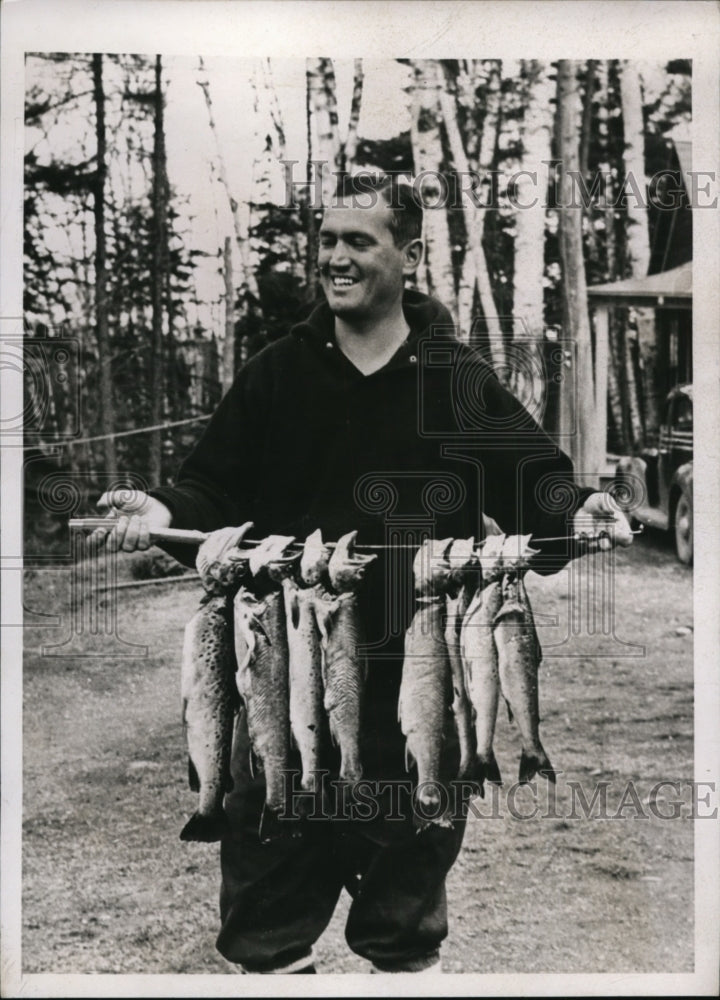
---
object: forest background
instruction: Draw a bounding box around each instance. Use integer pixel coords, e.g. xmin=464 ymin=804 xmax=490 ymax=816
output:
xmin=23 ymin=55 xmax=692 ymax=555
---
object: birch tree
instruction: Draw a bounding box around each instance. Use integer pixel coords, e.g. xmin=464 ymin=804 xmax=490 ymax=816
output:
xmin=437 ymin=64 xmax=505 ymax=366
xmin=148 ymin=55 xmax=168 ymax=483
xmin=409 ymin=60 xmax=455 ymax=311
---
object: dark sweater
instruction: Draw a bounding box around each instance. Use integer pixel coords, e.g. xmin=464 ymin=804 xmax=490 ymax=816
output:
xmin=153 ymin=290 xmax=591 ymax=776
xmin=153 ymin=289 xmax=588 ymax=574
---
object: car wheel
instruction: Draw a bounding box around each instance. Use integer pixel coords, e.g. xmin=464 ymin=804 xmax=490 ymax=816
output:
xmin=674 ymin=489 xmax=693 ymax=566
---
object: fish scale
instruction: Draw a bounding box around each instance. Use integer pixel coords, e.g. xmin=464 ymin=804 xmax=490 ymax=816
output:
xmin=180 ymin=593 xmax=238 ymax=842
xmin=284 ymin=579 xmax=326 ymax=797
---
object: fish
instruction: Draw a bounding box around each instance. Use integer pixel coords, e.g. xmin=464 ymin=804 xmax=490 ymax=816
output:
xmin=460 ymin=580 xmax=504 ymax=790
xmin=493 ymin=570 xmax=555 ymax=784
xmin=444 ymin=538 xmax=480 ymax=784
xmin=400 ymin=538 xmax=455 ymax=830
xmin=180 ymin=592 xmax=239 ymax=842
xmin=284 ymin=534 xmax=328 ymax=798
xmin=234 ymin=534 xmax=299 ymax=842
xmin=458 ymin=533 xmax=506 ymax=790
xmin=400 ymin=597 xmax=455 ymax=830
xmin=314 ymin=531 xmax=375 ymax=785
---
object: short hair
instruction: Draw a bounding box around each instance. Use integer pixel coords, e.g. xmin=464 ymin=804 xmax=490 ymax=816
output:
xmin=333 ymin=172 xmax=424 ymax=247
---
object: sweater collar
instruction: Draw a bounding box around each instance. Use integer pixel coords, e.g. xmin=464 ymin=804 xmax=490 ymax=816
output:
xmin=291 ymin=288 xmax=458 ymax=355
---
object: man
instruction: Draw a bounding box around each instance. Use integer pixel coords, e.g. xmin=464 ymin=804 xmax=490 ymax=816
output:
xmin=92 ymin=175 xmax=631 ymax=974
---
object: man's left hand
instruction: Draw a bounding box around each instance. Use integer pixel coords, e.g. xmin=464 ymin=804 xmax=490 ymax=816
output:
xmin=573 ymin=492 xmax=633 ymax=551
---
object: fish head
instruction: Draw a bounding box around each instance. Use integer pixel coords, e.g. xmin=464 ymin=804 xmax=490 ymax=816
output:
xmin=477 ymin=533 xmax=506 ymax=581
xmin=446 ymin=537 xmax=479 ymax=594
xmin=412 ymin=538 xmax=453 ymax=596
xmin=248 ymin=534 xmax=298 ymax=581
xmin=500 ymin=533 xmax=537 ymax=572
xmin=327 ymin=530 xmax=377 ymax=592
xmin=300 ymin=529 xmax=331 ymax=585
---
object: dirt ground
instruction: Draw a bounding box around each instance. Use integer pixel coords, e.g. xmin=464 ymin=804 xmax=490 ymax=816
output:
xmin=21 ymin=529 xmax=694 ymax=976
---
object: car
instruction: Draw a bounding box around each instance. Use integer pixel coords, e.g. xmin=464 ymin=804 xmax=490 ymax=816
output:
xmin=615 ymin=385 xmax=693 ymax=565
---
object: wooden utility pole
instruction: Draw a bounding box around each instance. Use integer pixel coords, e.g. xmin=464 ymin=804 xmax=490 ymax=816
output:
xmin=556 ymin=59 xmax=596 ymax=481
xmin=149 ymin=54 xmax=168 ymax=484
xmin=222 ymin=237 xmax=235 ymax=392
xmin=91 ymin=53 xmax=117 ymax=477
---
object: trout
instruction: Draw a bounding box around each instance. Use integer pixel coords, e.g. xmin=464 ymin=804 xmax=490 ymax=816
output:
xmin=180 ymin=592 xmax=238 ymax=842
xmin=283 ymin=531 xmax=329 ymax=798
xmin=313 ymin=531 xmax=375 ymax=785
xmin=444 ymin=538 xmax=480 ymax=784
xmin=493 ymin=570 xmax=555 ymax=783
xmin=399 ymin=539 xmax=455 ymax=830
xmin=459 ymin=533 xmax=506 ymax=790
xmin=234 ymin=535 xmax=298 ymax=842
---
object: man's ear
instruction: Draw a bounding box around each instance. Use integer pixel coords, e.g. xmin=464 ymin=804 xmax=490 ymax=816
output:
xmin=402 ymin=238 xmax=425 ymax=275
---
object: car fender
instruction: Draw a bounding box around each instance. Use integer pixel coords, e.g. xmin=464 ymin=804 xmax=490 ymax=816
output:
xmin=670 ymin=462 xmax=693 ymax=506
xmin=615 ymin=455 xmax=648 ymax=512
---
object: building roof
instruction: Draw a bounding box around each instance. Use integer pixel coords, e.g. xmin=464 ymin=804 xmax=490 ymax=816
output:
xmin=587 ymin=261 xmax=692 ymax=307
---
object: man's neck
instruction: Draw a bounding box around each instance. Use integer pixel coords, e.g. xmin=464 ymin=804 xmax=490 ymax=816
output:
xmin=335 ymin=303 xmax=410 ymax=376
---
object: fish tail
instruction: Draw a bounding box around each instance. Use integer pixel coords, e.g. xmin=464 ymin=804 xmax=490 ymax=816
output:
xmin=413 ymin=810 xmax=455 ymax=833
xmin=478 ymin=750 xmax=503 ymax=787
xmin=259 ymin=803 xmax=302 ymax=844
xmin=179 ymin=808 xmax=230 ymax=843
xmin=519 ymin=748 xmax=556 ymax=784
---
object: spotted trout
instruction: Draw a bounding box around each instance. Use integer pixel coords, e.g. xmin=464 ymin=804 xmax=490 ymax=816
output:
xmin=458 ymin=534 xmax=505 ymax=791
xmin=180 ymin=592 xmax=239 ymax=842
xmin=399 ymin=539 xmax=455 ymax=830
xmin=234 ymin=535 xmax=298 ymax=842
xmin=283 ymin=531 xmax=330 ymax=799
xmin=444 ymin=538 xmax=480 ymax=785
xmin=313 ymin=530 xmax=375 ymax=785
xmin=493 ymin=569 xmax=555 ymax=783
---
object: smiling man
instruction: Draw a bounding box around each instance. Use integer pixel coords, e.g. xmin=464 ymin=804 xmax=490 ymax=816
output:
xmin=92 ymin=173 xmax=631 ymax=975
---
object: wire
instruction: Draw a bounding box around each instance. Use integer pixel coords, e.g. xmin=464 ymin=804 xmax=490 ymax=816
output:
xmin=25 ymin=413 xmax=212 ymax=450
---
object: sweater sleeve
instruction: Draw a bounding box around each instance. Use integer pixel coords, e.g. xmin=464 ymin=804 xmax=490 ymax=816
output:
xmin=462 ymin=360 xmax=594 ymax=574
xmin=148 ymin=363 xmax=265 ymax=565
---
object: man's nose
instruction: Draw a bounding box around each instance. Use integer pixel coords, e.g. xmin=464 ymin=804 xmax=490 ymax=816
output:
xmin=329 ymin=241 xmax=350 ymax=267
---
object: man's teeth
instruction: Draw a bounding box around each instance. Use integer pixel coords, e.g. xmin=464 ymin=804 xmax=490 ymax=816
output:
xmin=332 ymin=277 xmax=357 ymax=287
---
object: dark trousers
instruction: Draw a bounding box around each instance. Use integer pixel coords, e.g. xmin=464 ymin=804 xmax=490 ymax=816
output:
xmin=216 ymin=659 xmax=470 ymax=972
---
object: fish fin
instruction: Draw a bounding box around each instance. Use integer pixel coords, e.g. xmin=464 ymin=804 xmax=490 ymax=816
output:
xmin=504 ymin=697 xmax=514 ymax=723
xmin=259 ymin=804 xmax=302 ymax=844
xmin=414 ymin=810 xmax=455 ymax=833
xmin=288 ymin=587 xmax=300 ymax=631
xmin=478 ymin=751 xmax=503 ymax=788
xmin=519 ymin=749 xmax=556 ymax=784
xmin=328 ymin=717 xmax=339 ymax=748
xmin=181 ymin=696 xmax=189 ymax=728
xmin=188 ymin=757 xmax=200 ymax=793
xmin=404 ymin=742 xmax=415 ymax=772
xmin=179 ymin=809 xmax=230 ymax=843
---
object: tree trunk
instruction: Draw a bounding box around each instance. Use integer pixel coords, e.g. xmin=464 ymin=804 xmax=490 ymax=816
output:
xmin=556 ymin=59 xmax=596 ymax=480
xmin=91 ymin=53 xmax=117 ymax=477
xmin=437 ymin=67 xmax=505 ymax=369
xmin=342 ymin=59 xmax=364 ymax=171
xmin=197 ymin=59 xmax=259 ymax=308
xmin=305 ymin=64 xmax=318 ymax=300
xmin=307 ymin=57 xmax=342 ymax=205
xmin=222 ymin=236 xmax=235 ymax=392
xmin=512 ymin=60 xmax=553 ymax=343
xmin=409 ymin=61 xmax=457 ymax=322
xmin=149 ymin=54 xmax=168 ymax=485
xmin=619 ymin=59 xmax=658 ymax=440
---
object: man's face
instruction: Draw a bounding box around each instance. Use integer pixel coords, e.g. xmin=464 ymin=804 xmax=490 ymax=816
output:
xmin=318 ymin=198 xmax=419 ymax=324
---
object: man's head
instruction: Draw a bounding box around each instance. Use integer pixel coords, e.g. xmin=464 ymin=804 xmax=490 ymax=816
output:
xmin=318 ymin=174 xmax=424 ymax=325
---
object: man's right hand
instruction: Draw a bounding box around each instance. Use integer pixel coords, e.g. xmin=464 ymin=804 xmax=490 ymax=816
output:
xmin=88 ymin=489 xmax=172 ymax=553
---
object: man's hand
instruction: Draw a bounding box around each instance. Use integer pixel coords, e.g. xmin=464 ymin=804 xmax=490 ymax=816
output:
xmin=88 ymin=489 xmax=172 ymax=553
xmin=573 ymin=492 xmax=633 ymax=551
